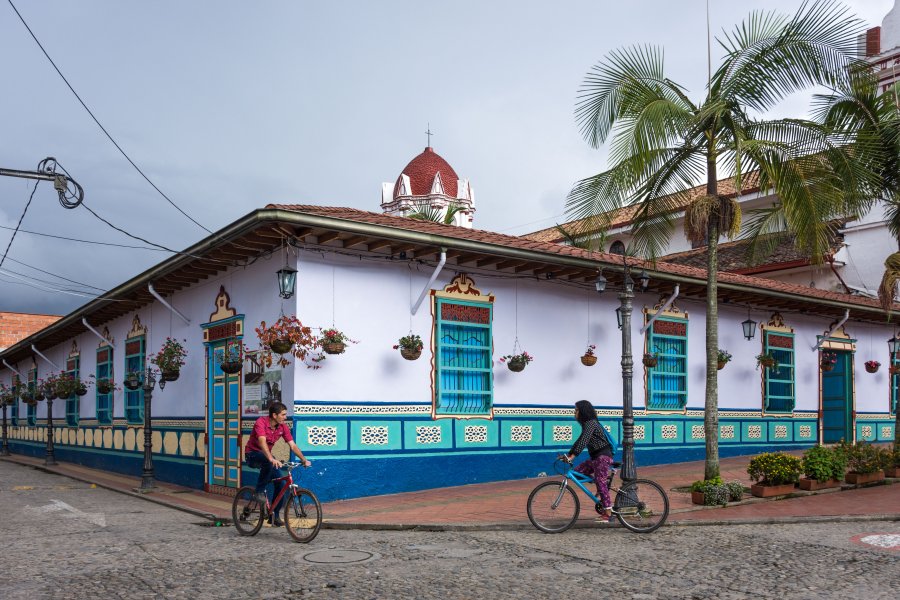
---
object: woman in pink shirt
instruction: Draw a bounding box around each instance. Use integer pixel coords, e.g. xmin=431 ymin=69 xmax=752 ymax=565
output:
xmin=244 ymin=402 xmax=311 ymax=526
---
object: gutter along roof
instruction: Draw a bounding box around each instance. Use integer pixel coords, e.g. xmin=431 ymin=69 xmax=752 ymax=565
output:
xmin=0 ymin=204 xmax=895 ymax=365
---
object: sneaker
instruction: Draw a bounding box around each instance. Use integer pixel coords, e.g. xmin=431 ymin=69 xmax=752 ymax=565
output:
xmin=267 ymin=514 xmax=284 ymax=527
xmin=594 ymin=515 xmax=614 ymax=525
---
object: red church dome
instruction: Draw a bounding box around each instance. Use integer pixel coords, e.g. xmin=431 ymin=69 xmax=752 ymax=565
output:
xmin=393 ymin=147 xmax=459 ymax=198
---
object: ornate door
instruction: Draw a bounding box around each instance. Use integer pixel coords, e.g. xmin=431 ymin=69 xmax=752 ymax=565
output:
xmin=822 ymin=351 xmax=852 ymax=444
xmin=207 ymin=342 xmax=242 ymax=491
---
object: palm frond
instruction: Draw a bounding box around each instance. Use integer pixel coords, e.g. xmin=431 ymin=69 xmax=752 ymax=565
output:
xmin=879 ymin=252 xmax=900 ymax=314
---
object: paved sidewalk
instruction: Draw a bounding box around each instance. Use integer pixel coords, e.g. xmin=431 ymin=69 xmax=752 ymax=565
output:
xmin=2 ymin=452 xmax=898 ymax=529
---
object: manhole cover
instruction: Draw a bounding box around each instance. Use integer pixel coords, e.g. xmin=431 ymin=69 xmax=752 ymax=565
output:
xmin=301 ymin=549 xmax=377 ymax=564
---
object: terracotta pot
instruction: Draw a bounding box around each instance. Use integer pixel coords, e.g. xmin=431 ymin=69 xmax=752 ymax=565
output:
xmin=162 ymin=369 xmax=180 ymax=382
xmin=821 ymin=363 xmax=834 ymax=372
xmin=798 ymin=478 xmax=841 ymax=491
xmin=750 ymin=482 xmax=796 ymax=498
xmin=758 ymin=358 xmax=776 ymax=369
xmin=864 ymin=364 xmax=879 ymax=374
xmin=400 ymin=347 xmax=422 ymax=361
xmin=220 ymin=360 xmax=243 ymax=374
xmin=269 ymin=339 xmax=293 ymax=355
xmin=885 ymin=467 xmax=900 ymax=478
xmin=323 ymin=341 xmax=346 ymax=355
xmin=691 ymin=491 xmax=706 ymax=505
xmin=717 ymin=361 xmax=726 ymax=370
xmin=845 ymin=470 xmax=885 ymax=485
xmin=642 ymin=356 xmax=658 ymax=368
xmin=580 ymin=354 xmax=597 ymax=367
xmin=507 ymin=359 xmax=526 ymax=372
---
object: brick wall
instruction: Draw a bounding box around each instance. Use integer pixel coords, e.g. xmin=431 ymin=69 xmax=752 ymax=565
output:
xmin=0 ymin=312 xmax=62 ymax=351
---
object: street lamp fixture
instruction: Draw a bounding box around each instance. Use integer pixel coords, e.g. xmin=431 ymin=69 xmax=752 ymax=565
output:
xmin=615 ymin=306 xmax=623 ymax=330
xmin=139 ymin=367 xmax=162 ymax=492
xmin=637 ymin=270 xmax=650 ymax=291
xmin=888 ymin=335 xmax=900 ymax=355
xmin=742 ymin=310 xmax=757 ymax=341
xmin=277 ymin=266 xmax=298 ymax=300
xmin=594 ymin=272 xmax=607 ymax=294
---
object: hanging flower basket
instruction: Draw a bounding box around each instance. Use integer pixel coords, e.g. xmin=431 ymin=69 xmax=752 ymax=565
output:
xmin=717 ymin=349 xmax=732 ymax=371
xmin=820 ymin=351 xmax=837 ymax=372
xmin=162 ymin=369 xmax=181 ymax=382
xmin=500 ymin=351 xmax=533 ymax=373
xmin=269 ymin=339 xmax=293 ymax=355
xmin=394 ymin=334 xmax=424 ymax=361
xmin=318 ymin=328 xmax=355 ymax=356
xmin=323 ymin=341 xmax=346 ymax=355
xmin=151 ymin=338 xmax=188 ymax=375
xmin=756 ymin=352 xmax=778 ymax=370
xmin=864 ymin=360 xmax=880 ymax=374
xmin=890 ymin=365 xmax=900 ymax=376
xmin=220 ymin=360 xmax=243 ymax=374
xmin=642 ymin=353 xmax=658 ymax=368
xmin=95 ymin=378 xmax=114 ymax=395
xmin=124 ymin=373 xmax=142 ymax=391
xmin=75 ymin=383 xmax=88 ymax=396
xmin=581 ymin=344 xmax=596 ymax=366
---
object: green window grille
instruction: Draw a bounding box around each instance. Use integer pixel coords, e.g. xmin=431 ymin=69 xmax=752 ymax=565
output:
xmin=764 ymin=331 xmax=795 ymax=413
xmin=10 ymin=375 xmax=20 ymax=426
xmin=27 ymin=367 xmax=37 ymax=426
xmin=124 ymin=337 xmax=145 ymax=424
xmin=647 ymin=317 xmax=688 ymax=410
xmin=96 ymin=346 xmax=113 ymax=425
xmin=65 ymin=356 xmax=80 ymax=427
xmin=892 ymin=353 xmax=898 ymax=415
xmin=434 ymin=298 xmax=493 ymax=416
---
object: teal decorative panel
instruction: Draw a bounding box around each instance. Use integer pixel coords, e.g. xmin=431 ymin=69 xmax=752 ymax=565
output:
xmin=350 ymin=421 xmax=402 ymax=451
xmin=500 ymin=420 xmax=542 ymax=447
xmin=794 ymin=422 xmax=816 ymax=441
xmin=768 ymin=421 xmax=793 ymax=443
xmin=877 ymin=423 xmax=895 ymax=441
xmin=654 ymin=421 xmax=682 ymax=444
xmin=856 ymin=423 xmax=877 ymax=442
xmin=455 ymin=419 xmax=499 ymax=448
xmin=295 ymin=421 xmax=347 ymax=452
xmin=403 ymin=420 xmax=453 ymax=449
xmin=742 ymin=422 xmax=767 ymax=443
xmin=542 ymin=421 xmax=576 ymax=447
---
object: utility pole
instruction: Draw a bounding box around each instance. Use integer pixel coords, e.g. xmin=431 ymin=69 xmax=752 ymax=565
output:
xmin=0 ymin=157 xmax=84 ymax=208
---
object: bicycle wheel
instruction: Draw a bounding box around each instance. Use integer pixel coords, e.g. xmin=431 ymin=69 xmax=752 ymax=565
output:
xmin=613 ymin=479 xmax=669 ymax=533
xmin=232 ymin=486 xmax=264 ymax=536
xmin=527 ymin=480 xmax=580 ymax=533
xmin=284 ymin=487 xmax=322 ymax=543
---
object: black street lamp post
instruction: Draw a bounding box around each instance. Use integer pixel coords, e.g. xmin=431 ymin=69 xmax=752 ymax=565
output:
xmin=45 ymin=393 xmax=57 ymax=466
xmin=140 ymin=368 xmax=159 ymax=491
xmin=596 ymin=255 xmax=648 ymax=484
xmin=1 ymin=401 xmax=10 ymax=456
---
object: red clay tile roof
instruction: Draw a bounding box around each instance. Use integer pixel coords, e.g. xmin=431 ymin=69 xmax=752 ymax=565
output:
xmin=267 ymin=203 xmax=895 ymax=313
xmin=393 ymin=147 xmax=459 ymax=198
xmin=523 ymin=172 xmax=760 ymax=243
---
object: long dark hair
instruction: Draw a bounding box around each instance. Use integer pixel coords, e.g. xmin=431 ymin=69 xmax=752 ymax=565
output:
xmin=574 ymin=400 xmax=597 ymax=424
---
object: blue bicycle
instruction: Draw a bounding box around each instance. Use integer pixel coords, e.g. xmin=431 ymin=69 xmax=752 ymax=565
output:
xmin=527 ymin=457 xmax=669 ymax=534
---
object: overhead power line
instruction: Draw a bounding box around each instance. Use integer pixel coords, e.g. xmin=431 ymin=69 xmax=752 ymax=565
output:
xmin=0 ymin=223 xmax=169 ymax=251
xmin=0 ymin=180 xmax=39 ymax=270
xmin=6 ymin=0 xmax=212 ymax=234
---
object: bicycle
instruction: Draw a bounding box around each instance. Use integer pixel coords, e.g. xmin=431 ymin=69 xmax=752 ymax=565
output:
xmin=232 ymin=461 xmax=323 ymax=542
xmin=527 ymin=456 xmax=669 ymax=534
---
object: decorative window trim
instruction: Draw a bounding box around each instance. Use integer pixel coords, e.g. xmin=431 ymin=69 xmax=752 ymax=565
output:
xmin=65 ymin=346 xmax=80 ymax=427
xmin=124 ymin=329 xmax=146 ymax=425
xmin=10 ymin=374 xmax=20 ymax=426
xmin=96 ymin=341 xmax=114 ymax=425
xmin=27 ymin=365 xmax=37 ymax=426
xmin=761 ymin=314 xmax=795 ymax=415
xmin=430 ymin=274 xmax=495 ymax=420
xmin=644 ymin=305 xmax=688 ymax=413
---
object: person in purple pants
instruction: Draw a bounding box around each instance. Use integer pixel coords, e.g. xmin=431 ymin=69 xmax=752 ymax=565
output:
xmin=564 ymin=400 xmax=614 ymax=523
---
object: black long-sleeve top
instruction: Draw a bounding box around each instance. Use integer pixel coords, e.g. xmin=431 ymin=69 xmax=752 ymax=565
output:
xmin=569 ymin=419 xmax=612 ymax=459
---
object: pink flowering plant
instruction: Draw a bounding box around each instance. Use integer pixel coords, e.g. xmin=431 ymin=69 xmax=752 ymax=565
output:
xmin=583 ymin=344 xmax=596 ymax=357
xmin=151 ymin=338 xmax=188 ymax=372
xmin=820 ymin=351 xmax=838 ymax=368
xmin=255 ymin=315 xmax=318 ymax=368
xmin=319 ymin=328 xmax=356 ymax=346
xmin=864 ymin=360 xmax=880 ymax=370
xmin=393 ymin=334 xmax=423 ymax=352
xmin=500 ymin=351 xmax=534 ymax=365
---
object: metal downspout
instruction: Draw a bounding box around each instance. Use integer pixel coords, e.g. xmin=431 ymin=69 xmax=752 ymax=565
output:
xmin=31 ymin=345 xmax=60 ymax=370
xmin=412 ymin=249 xmax=446 ymax=315
xmin=148 ymin=283 xmax=191 ymax=326
xmin=639 ymin=285 xmax=680 ymax=335
xmin=812 ymin=309 xmax=850 ymax=351
xmin=82 ymin=318 xmax=115 ymax=346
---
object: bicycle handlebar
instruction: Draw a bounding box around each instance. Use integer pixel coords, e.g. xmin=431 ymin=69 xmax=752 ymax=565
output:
xmin=281 ymin=461 xmax=308 ymax=470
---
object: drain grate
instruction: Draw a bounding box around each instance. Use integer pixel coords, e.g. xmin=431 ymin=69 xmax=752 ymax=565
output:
xmin=301 ymin=549 xmax=378 ymax=564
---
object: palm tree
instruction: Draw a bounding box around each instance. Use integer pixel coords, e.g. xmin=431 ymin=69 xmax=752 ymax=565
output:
xmin=567 ymin=0 xmax=874 ymax=480
xmin=406 ymin=201 xmax=465 ymax=225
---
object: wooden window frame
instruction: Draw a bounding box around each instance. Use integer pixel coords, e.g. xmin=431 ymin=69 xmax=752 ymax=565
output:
xmin=124 ymin=336 xmax=145 ymax=425
xmin=645 ymin=314 xmax=689 ymax=412
xmin=96 ymin=346 xmax=114 ymax=425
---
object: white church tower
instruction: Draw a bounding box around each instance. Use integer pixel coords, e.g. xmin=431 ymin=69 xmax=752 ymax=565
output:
xmin=381 ymin=146 xmax=476 ymax=228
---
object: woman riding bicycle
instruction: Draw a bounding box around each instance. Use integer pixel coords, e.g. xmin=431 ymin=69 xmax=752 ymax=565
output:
xmin=563 ymin=400 xmax=613 ymax=523
xmin=245 ymin=401 xmax=311 ymax=526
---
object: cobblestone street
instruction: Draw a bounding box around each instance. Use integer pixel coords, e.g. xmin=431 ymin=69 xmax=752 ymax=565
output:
xmin=2 ymin=462 xmax=897 ymax=599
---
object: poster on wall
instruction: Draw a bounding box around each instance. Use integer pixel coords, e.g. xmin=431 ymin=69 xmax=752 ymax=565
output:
xmin=242 ymin=351 xmax=282 ymax=416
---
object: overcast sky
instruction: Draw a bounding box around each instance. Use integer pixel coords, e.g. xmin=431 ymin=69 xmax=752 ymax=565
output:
xmin=0 ymin=0 xmax=893 ymax=315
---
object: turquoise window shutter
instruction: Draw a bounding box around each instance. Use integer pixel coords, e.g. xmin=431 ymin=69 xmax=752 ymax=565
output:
xmin=10 ymin=375 xmax=19 ymax=426
xmin=124 ymin=337 xmax=145 ymax=424
xmin=435 ymin=298 xmax=493 ymax=416
xmin=647 ymin=317 xmax=688 ymax=410
xmin=764 ymin=331 xmax=795 ymax=413
xmin=892 ymin=354 xmax=898 ymax=415
xmin=65 ymin=356 xmax=80 ymax=427
xmin=96 ymin=347 xmax=113 ymax=425
xmin=27 ymin=367 xmax=37 ymax=426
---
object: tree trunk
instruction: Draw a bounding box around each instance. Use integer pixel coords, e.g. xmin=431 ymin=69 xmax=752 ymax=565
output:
xmin=704 ymin=148 xmax=721 ymax=481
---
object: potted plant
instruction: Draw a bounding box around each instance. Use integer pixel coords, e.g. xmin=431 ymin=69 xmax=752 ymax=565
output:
xmin=799 ymin=445 xmax=846 ymax=490
xmin=500 ymin=351 xmax=533 ymax=372
xmin=319 ymin=328 xmax=356 ymax=355
xmin=151 ymin=338 xmax=188 ymax=381
xmin=844 ymin=441 xmax=885 ymax=485
xmin=123 ymin=370 xmax=143 ymax=391
xmin=220 ymin=344 xmax=247 ymax=374
xmin=41 ymin=374 xmax=59 ymax=400
xmin=580 ymin=344 xmax=597 ymax=366
xmin=820 ymin=351 xmax=838 ymax=372
xmin=55 ymin=373 xmax=87 ymax=398
xmin=747 ymin=451 xmax=801 ymax=497
xmin=394 ymin=334 xmax=424 ymax=361
xmin=883 ymin=444 xmax=900 ymax=478
xmin=31 ymin=379 xmax=45 ymax=403
xmin=90 ymin=375 xmax=119 ymax=395
xmin=717 ymin=349 xmax=732 ymax=370
xmin=642 ymin=352 xmax=659 ymax=368
xmin=756 ymin=351 xmax=779 ymax=370
xmin=255 ymin=315 xmax=318 ymax=368
xmin=690 ymin=477 xmax=744 ymax=506
xmin=864 ymin=360 xmax=881 ymax=374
